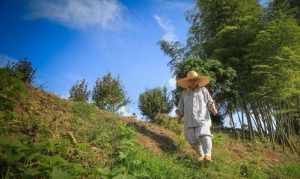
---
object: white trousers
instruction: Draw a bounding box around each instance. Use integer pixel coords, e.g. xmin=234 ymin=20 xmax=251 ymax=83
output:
xmin=185 ymin=125 xmax=213 ymax=156
xmin=192 ymin=135 xmax=212 ymax=156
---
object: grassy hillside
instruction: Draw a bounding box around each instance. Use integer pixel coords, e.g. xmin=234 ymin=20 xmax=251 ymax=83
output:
xmin=0 ymin=76 xmax=299 ymax=178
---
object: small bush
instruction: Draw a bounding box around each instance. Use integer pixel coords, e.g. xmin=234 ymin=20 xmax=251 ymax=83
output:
xmin=69 ymin=79 xmax=90 ymax=102
xmin=138 ymin=87 xmax=173 ymax=121
xmin=11 ymin=60 xmax=36 ymax=84
xmin=92 ymin=73 xmax=130 ymax=112
xmin=0 ymin=68 xmax=27 ymax=117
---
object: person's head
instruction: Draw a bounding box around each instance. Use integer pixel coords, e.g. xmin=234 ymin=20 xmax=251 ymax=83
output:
xmin=176 ymin=71 xmax=209 ymax=90
xmin=187 ymin=78 xmax=201 ymax=89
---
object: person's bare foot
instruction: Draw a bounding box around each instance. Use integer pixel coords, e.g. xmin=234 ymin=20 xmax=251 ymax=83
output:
xmin=204 ymin=155 xmax=212 ymax=161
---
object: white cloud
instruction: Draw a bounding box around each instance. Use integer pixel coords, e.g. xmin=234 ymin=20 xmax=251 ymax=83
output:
xmin=27 ymin=0 xmax=124 ymax=30
xmin=154 ymin=15 xmax=178 ymax=41
xmin=0 ymin=54 xmax=17 ymax=67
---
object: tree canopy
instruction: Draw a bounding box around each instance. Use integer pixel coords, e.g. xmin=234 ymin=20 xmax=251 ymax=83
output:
xmin=160 ymin=0 xmax=300 ymax=150
xmin=69 ymin=79 xmax=90 ymax=102
xmin=138 ymin=87 xmax=173 ymax=121
xmin=92 ymin=73 xmax=130 ymax=112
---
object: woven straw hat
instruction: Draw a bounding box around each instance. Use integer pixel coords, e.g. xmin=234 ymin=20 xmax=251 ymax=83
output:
xmin=176 ymin=71 xmax=209 ymax=89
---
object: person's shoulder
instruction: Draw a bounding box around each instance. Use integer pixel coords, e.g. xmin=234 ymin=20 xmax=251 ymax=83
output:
xmin=201 ymin=86 xmax=208 ymax=91
xmin=200 ymin=87 xmax=209 ymax=93
xmin=195 ymin=86 xmax=206 ymax=93
xmin=197 ymin=87 xmax=210 ymax=96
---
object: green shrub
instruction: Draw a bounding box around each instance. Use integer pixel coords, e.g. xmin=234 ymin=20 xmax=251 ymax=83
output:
xmin=92 ymin=73 xmax=130 ymax=112
xmin=69 ymin=79 xmax=90 ymax=102
xmin=0 ymin=136 xmax=86 ymax=178
xmin=0 ymin=68 xmax=27 ymax=118
xmin=138 ymin=87 xmax=173 ymax=121
xmin=11 ymin=60 xmax=36 ymax=84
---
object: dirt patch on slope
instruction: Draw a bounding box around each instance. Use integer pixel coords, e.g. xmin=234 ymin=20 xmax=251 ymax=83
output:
xmin=121 ymin=117 xmax=197 ymax=157
xmin=225 ymin=141 xmax=287 ymax=166
xmin=122 ymin=118 xmax=177 ymax=154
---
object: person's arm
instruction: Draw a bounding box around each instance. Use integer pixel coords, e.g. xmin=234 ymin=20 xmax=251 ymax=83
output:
xmin=209 ymin=102 xmax=218 ymax=116
xmin=204 ymin=87 xmax=218 ymax=116
xmin=176 ymin=94 xmax=184 ymax=119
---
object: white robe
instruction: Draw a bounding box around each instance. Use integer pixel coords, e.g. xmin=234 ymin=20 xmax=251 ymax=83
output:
xmin=178 ymin=87 xmax=215 ymax=143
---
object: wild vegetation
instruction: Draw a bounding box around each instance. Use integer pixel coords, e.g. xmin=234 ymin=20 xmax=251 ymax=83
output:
xmin=0 ymin=66 xmax=299 ymax=178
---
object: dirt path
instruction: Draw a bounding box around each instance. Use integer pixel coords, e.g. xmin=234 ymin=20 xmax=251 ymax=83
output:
xmin=121 ymin=117 xmax=197 ymax=158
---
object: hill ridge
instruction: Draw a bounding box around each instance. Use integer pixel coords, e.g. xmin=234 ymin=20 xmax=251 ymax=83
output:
xmin=1 ymin=87 xmax=299 ymax=178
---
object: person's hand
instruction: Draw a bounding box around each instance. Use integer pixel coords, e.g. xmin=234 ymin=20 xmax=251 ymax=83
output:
xmin=212 ymin=110 xmax=219 ymax=116
xmin=209 ymin=103 xmax=218 ymax=116
xmin=175 ymin=109 xmax=183 ymax=118
xmin=212 ymin=109 xmax=219 ymax=116
xmin=211 ymin=106 xmax=218 ymax=116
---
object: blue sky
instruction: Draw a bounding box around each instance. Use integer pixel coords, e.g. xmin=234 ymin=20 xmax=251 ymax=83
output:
xmin=0 ymin=0 xmax=270 ymax=120
xmin=0 ymin=0 xmax=194 ymax=117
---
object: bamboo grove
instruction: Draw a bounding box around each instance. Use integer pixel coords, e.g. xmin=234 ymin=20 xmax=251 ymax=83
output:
xmin=160 ymin=0 xmax=300 ymax=152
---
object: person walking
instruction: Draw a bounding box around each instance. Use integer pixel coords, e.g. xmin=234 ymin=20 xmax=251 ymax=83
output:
xmin=176 ymin=71 xmax=218 ymax=161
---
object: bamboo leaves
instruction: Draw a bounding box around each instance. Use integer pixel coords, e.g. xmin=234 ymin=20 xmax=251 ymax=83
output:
xmin=163 ymin=0 xmax=300 ymax=150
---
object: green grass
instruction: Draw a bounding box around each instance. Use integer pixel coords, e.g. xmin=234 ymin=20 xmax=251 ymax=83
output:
xmin=270 ymin=164 xmax=300 ymax=178
xmin=1 ymin=100 xmax=300 ymax=178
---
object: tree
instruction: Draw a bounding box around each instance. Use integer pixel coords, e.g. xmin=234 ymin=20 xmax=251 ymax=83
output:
xmin=69 ymin=79 xmax=90 ymax=102
xmin=12 ymin=59 xmax=36 ymax=84
xmin=92 ymin=73 xmax=129 ymax=112
xmin=138 ymin=87 xmax=173 ymax=121
xmin=159 ymin=40 xmax=185 ymax=68
xmin=160 ymin=0 xmax=300 ymax=149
